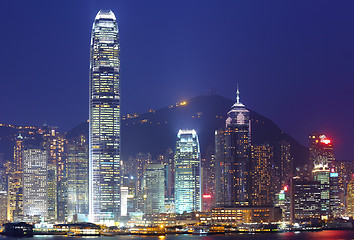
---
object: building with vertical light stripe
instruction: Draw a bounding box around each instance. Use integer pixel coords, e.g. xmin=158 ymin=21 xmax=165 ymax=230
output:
xmin=89 ymin=10 xmax=120 ymax=224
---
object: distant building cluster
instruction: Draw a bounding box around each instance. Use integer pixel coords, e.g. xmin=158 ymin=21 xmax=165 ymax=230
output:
xmin=0 ymin=9 xmax=353 ymax=228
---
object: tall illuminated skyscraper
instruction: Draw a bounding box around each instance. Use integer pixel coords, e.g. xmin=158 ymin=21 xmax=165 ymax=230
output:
xmin=23 ymin=149 xmax=47 ymax=222
xmin=174 ymin=130 xmax=201 ymax=213
xmin=89 ymin=10 xmax=120 ymax=223
xmin=215 ymin=88 xmax=251 ymax=206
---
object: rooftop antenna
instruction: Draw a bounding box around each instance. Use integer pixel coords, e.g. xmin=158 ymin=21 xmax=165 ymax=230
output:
xmin=236 ymin=84 xmax=240 ymax=104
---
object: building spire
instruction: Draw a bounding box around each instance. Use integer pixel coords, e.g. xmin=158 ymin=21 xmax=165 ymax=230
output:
xmin=236 ymin=84 xmax=240 ymax=104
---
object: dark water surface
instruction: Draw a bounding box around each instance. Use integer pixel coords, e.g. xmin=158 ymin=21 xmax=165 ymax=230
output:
xmin=1 ymin=231 xmax=354 ymax=240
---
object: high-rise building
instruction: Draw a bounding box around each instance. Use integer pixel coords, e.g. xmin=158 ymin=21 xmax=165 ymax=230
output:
xmin=7 ymin=135 xmax=23 ymax=221
xmin=275 ymin=186 xmax=291 ymax=222
xmin=162 ymin=148 xmax=175 ymax=213
xmin=215 ymin=88 xmax=251 ymax=207
xmin=164 ymin=148 xmax=175 ymax=200
xmin=312 ymin=163 xmax=330 ymax=219
xmin=201 ymin=145 xmax=215 ymax=209
xmin=309 ymin=132 xmax=335 ymax=169
xmin=144 ymin=164 xmax=165 ymax=215
xmin=329 ymin=172 xmax=341 ymax=217
xmin=274 ymin=141 xmax=293 ymax=185
xmin=67 ymin=136 xmax=89 ymax=222
xmin=22 ymin=149 xmax=47 ymax=222
xmin=42 ymin=126 xmax=67 ymax=223
xmin=250 ymin=144 xmax=273 ymax=206
xmin=0 ymin=165 xmax=7 ymax=223
xmin=347 ymin=176 xmax=354 ymax=217
xmin=292 ymin=179 xmax=322 ymax=222
xmin=135 ymin=153 xmax=151 ymax=212
xmin=89 ymin=10 xmax=120 ymax=223
xmin=174 ymin=129 xmax=201 ymax=213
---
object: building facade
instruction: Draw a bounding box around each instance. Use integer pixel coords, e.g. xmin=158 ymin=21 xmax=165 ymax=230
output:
xmin=23 ymin=149 xmax=47 ymax=222
xmin=67 ymin=136 xmax=89 ymax=222
xmin=292 ymin=179 xmax=322 ymax=222
xmin=329 ymin=172 xmax=341 ymax=217
xmin=347 ymin=177 xmax=354 ymax=217
xmin=174 ymin=129 xmax=201 ymax=213
xmin=250 ymin=144 xmax=273 ymax=206
xmin=312 ymin=163 xmax=330 ymax=219
xmin=7 ymin=135 xmax=24 ymax=221
xmin=215 ymin=88 xmax=251 ymax=207
xmin=309 ymin=132 xmax=335 ymax=169
xmin=144 ymin=164 xmax=165 ymax=215
xmin=89 ymin=10 xmax=121 ymax=223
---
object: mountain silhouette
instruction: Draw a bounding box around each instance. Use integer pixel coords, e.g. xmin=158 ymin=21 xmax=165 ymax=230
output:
xmin=67 ymin=94 xmax=308 ymax=166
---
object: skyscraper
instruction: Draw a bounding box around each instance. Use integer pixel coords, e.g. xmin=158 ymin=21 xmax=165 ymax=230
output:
xmin=89 ymin=10 xmax=120 ymax=223
xmin=23 ymin=149 xmax=47 ymax=222
xmin=174 ymin=129 xmax=201 ymax=213
xmin=329 ymin=172 xmax=341 ymax=217
xmin=309 ymin=132 xmax=335 ymax=169
xmin=312 ymin=163 xmax=330 ymax=219
xmin=42 ymin=125 xmax=66 ymax=223
xmin=143 ymin=164 xmax=165 ymax=215
xmin=7 ymin=135 xmax=23 ymax=221
xmin=250 ymin=144 xmax=273 ymax=206
xmin=215 ymin=88 xmax=251 ymax=207
xmin=67 ymin=136 xmax=89 ymax=222
xmin=292 ymin=179 xmax=322 ymax=222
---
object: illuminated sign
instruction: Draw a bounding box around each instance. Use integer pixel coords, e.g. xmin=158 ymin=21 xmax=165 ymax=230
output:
xmin=203 ymin=194 xmax=212 ymax=199
xmin=279 ymin=193 xmax=285 ymax=200
xmin=319 ymin=135 xmax=331 ymax=144
xmin=330 ymin=173 xmax=338 ymax=177
xmin=283 ymin=186 xmax=288 ymax=191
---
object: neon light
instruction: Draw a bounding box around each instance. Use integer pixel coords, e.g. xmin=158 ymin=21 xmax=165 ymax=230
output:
xmin=203 ymin=194 xmax=212 ymax=199
xmin=284 ymin=186 xmax=288 ymax=191
xmin=322 ymin=139 xmax=331 ymax=144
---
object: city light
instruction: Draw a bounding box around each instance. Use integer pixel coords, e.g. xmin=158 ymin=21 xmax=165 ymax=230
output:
xmin=203 ymin=194 xmax=212 ymax=199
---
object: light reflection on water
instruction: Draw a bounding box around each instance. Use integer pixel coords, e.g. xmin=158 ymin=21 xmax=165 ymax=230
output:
xmin=1 ymin=231 xmax=354 ymax=240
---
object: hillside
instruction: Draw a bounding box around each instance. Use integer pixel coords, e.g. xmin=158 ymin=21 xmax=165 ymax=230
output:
xmin=67 ymin=95 xmax=308 ymax=166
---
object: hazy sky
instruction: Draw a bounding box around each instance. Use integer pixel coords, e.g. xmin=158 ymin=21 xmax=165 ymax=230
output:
xmin=0 ymin=0 xmax=353 ymax=159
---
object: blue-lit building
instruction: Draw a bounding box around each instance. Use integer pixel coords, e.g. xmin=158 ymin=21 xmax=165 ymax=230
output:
xmin=89 ymin=10 xmax=120 ymax=224
xmin=174 ymin=130 xmax=201 ymax=213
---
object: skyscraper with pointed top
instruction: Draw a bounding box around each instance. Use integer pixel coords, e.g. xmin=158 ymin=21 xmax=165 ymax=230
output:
xmin=215 ymin=87 xmax=251 ymax=206
xmin=89 ymin=10 xmax=120 ymax=223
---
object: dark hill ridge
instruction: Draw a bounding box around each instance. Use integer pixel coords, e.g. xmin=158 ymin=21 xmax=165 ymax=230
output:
xmin=67 ymin=95 xmax=308 ymax=166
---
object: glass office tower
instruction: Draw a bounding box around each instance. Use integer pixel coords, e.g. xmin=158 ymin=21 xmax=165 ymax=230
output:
xmin=174 ymin=130 xmax=201 ymax=213
xmin=215 ymin=88 xmax=251 ymax=206
xmin=144 ymin=164 xmax=165 ymax=215
xmin=89 ymin=10 xmax=120 ymax=223
xmin=23 ymin=149 xmax=47 ymax=222
xmin=67 ymin=136 xmax=89 ymax=222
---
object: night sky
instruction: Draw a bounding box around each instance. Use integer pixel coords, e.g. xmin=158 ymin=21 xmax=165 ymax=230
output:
xmin=0 ymin=0 xmax=353 ymax=159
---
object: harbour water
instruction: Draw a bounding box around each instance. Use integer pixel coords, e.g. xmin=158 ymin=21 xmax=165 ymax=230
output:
xmin=1 ymin=231 xmax=354 ymax=240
